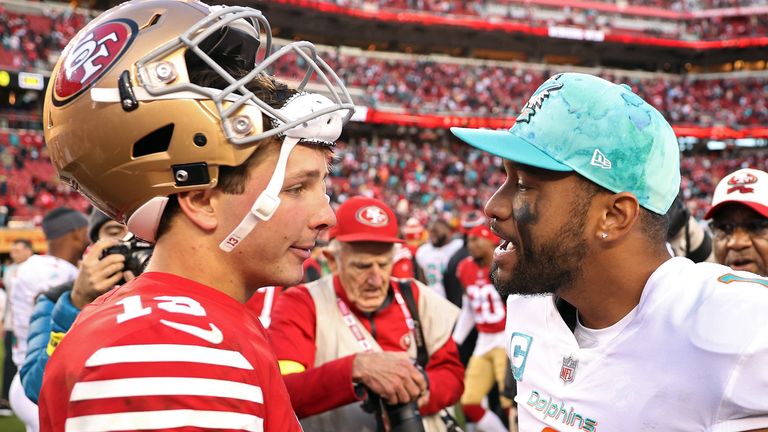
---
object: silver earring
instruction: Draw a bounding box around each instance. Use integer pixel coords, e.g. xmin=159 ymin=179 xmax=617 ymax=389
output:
xmin=600 ymin=232 xmax=608 ymax=239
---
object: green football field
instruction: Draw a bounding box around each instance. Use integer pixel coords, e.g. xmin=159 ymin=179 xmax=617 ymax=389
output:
xmin=0 ymin=343 xmax=25 ymax=432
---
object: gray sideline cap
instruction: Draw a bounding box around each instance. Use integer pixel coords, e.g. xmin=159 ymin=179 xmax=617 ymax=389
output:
xmin=41 ymin=207 xmax=88 ymax=240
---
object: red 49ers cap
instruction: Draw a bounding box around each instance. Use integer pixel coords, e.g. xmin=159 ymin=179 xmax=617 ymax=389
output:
xmin=467 ymin=225 xmax=499 ymax=244
xmin=334 ymin=196 xmax=403 ymax=243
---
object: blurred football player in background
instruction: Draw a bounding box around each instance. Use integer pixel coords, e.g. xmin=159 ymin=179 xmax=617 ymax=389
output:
xmin=452 ymin=225 xmax=511 ymax=432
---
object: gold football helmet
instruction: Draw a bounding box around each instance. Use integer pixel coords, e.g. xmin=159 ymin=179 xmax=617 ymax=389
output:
xmin=44 ymin=0 xmax=353 ymax=247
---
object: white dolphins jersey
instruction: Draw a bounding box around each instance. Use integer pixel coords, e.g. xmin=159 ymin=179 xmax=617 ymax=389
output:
xmin=505 ymin=257 xmax=768 ymax=432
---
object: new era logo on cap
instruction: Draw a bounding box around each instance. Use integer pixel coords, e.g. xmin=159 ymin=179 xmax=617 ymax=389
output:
xmin=705 ymin=168 xmax=768 ymax=219
xmin=590 ymin=149 xmax=612 ymax=170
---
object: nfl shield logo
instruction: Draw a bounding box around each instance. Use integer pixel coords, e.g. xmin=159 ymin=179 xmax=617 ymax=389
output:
xmin=560 ymin=355 xmax=578 ymax=384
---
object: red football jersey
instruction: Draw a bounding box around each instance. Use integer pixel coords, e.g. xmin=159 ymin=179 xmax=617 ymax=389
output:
xmin=392 ymin=244 xmax=415 ymax=279
xmin=39 ymin=272 xmax=301 ymax=432
xmin=245 ymin=286 xmax=284 ymax=329
xmin=456 ymin=257 xmax=506 ymax=334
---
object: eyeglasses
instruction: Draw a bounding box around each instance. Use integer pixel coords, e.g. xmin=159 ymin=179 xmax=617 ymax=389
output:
xmin=709 ymin=219 xmax=768 ymax=240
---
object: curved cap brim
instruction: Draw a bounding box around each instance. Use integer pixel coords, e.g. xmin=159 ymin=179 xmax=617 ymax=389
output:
xmin=451 ymin=127 xmax=572 ymax=172
xmin=335 ymin=233 xmax=404 ymax=243
xmin=704 ymin=200 xmax=768 ymax=220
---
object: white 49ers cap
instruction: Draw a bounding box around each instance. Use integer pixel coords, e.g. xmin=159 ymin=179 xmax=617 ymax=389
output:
xmin=705 ymin=168 xmax=768 ymax=219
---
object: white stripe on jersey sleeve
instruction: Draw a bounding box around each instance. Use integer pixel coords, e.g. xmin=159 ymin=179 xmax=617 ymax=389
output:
xmin=70 ymin=377 xmax=264 ymax=403
xmin=64 ymin=409 xmax=264 ymax=432
xmin=84 ymin=344 xmax=253 ymax=369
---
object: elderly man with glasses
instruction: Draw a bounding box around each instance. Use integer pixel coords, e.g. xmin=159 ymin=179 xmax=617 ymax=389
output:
xmin=705 ymin=168 xmax=768 ymax=276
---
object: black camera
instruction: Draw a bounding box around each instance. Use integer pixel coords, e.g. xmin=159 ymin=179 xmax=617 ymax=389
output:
xmin=101 ymin=234 xmax=154 ymax=277
xmin=360 ymin=386 xmax=425 ymax=432
xmin=384 ymin=401 xmax=425 ymax=432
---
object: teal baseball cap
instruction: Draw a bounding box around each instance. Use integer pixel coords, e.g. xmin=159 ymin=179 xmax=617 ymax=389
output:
xmin=451 ymin=73 xmax=681 ymax=215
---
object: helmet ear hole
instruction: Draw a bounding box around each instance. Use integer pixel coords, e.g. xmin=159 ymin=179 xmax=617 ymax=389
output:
xmin=143 ymin=13 xmax=162 ymax=29
xmin=133 ymin=124 xmax=174 ymax=158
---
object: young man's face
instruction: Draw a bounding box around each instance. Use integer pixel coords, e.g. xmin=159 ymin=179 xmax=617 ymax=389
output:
xmin=485 ymin=161 xmax=591 ymax=297
xmin=220 ymin=144 xmax=336 ymax=288
xmin=710 ymin=204 xmax=768 ymax=276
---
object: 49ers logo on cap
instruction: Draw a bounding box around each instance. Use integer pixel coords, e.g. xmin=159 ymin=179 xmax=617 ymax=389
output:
xmin=53 ymin=19 xmax=138 ymax=106
xmin=356 ymin=206 xmax=389 ymax=227
xmin=727 ymin=171 xmax=758 ymax=195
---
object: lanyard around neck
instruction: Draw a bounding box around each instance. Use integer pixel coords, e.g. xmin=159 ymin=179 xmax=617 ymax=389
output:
xmin=336 ymin=283 xmax=415 ymax=353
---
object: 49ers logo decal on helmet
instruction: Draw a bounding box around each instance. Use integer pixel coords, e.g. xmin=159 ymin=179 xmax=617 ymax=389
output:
xmin=53 ymin=19 xmax=138 ymax=106
xmin=355 ymin=206 xmax=389 ymax=227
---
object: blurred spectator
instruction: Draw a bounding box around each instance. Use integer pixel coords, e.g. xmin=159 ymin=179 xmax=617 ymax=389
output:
xmin=1 ymin=238 xmax=33 ymax=416
xmin=443 ymin=209 xmax=486 ymax=309
xmin=452 ymin=225 xmax=510 ymax=432
xmin=269 ymin=196 xmax=464 ymax=431
xmin=705 ymin=167 xmax=768 ymax=276
xmin=9 ymin=207 xmax=88 ymax=432
xmin=19 ymin=209 xmax=131 ymax=404
xmin=415 ymin=218 xmax=464 ymax=300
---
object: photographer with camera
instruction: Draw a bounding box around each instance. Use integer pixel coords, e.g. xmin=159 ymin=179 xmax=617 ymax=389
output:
xmin=269 ymin=196 xmax=464 ymax=432
xmin=9 ymin=207 xmax=89 ymax=432
xmin=19 ymin=208 xmax=136 ymax=404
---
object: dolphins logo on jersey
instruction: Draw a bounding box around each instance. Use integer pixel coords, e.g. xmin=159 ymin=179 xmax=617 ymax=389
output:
xmin=515 ymin=74 xmax=564 ymax=124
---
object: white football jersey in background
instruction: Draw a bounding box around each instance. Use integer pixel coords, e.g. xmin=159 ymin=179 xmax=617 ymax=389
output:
xmin=415 ymin=238 xmax=463 ymax=298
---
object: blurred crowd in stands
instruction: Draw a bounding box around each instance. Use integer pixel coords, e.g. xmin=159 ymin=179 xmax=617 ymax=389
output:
xmin=2 ymin=4 xmax=768 ymax=127
xmin=281 ymin=0 xmax=768 ymax=40
xmin=276 ymin=52 xmax=768 ymax=127
xmin=2 ymin=0 xmax=768 ymax=78
xmin=0 ymin=127 xmax=764 ymax=227
xmin=329 ymin=0 xmax=768 ymax=12
xmin=0 ymin=130 xmax=89 ymax=225
xmin=0 ymin=5 xmax=88 ymax=71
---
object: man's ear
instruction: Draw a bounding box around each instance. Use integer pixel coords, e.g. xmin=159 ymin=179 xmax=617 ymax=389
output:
xmin=594 ymin=192 xmax=641 ymax=241
xmin=176 ymin=189 xmax=218 ymax=232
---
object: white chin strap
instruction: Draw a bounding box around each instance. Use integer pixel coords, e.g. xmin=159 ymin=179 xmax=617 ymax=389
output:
xmin=219 ymin=92 xmax=347 ymax=252
xmin=219 ymin=136 xmax=298 ymax=251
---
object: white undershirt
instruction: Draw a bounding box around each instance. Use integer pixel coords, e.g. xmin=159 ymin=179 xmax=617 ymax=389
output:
xmin=573 ymin=306 xmax=638 ymax=349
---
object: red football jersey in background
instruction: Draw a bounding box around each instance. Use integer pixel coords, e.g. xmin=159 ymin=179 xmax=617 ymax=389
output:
xmin=456 ymin=257 xmax=506 ymax=334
